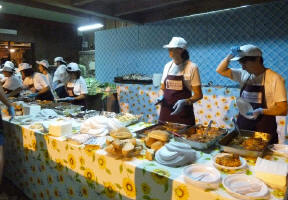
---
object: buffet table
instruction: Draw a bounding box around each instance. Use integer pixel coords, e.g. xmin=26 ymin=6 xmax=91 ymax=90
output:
xmin=2 ymin=118 xmax=287 ymax=200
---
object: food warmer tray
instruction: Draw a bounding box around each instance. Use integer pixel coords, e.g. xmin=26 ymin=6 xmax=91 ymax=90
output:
xmin=218 ymin=129 xmax=271 ymax=157
xmin=135 ymin=122 xmax=190 ymax=138
xmin=176 ymin=125 xmax=228 ymax=150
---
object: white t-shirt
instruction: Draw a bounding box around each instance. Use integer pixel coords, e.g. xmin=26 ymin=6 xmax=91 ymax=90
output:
xmin=53 ymin=64 xmax=69 ymax=88
xmin=161 ymin=60 xmax=201 ymax=91
xmin=3 ymin=75 xmax=22 ymax=91
xmin=231 ymin=68 xmax=287 ymax=108
xmin=45 ymin=73 xmax=53 ymax=87
xmin=23 ymin=72 xmax=49 ymax=91
xmin=66 ymin=76 xmax=88 ymax=96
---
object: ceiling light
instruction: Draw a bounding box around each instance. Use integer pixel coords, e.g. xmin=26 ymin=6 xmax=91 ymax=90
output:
xmin=78 ymin=23 xmax=104 ymax=32
xmin=0 ymin=5 xmax=2 ymax=9
xmin=9 ymin=49 xmax=15 ymax=53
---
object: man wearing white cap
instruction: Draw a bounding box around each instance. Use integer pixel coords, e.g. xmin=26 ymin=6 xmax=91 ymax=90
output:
xmin=216 ymin=44 xmax=287 ymax=144
xmin=156 ymin=37 xmax=203 ymax=125
xmin=0 ymin=61 xmax=22 ymax=97
xmin=53 ymin=57 xmax=69 ymax=98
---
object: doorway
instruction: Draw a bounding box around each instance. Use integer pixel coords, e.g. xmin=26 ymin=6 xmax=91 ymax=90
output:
xmin=0 ymin=41 xmax=34 ymax=67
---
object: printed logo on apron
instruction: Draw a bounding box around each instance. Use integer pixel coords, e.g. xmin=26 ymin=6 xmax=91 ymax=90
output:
xmin=241 ymin=91 xmax=262 ymax=104
xmin=166 ymin=79 xmax=183 ymax=90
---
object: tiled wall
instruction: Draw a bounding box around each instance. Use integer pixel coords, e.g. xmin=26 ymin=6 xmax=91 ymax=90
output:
xmin=95 ymin=1 xmax=288 ymax=86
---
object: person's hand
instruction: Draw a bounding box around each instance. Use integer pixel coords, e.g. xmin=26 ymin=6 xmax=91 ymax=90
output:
xmin=8 ymin=106 xmax=15 ymax=121
xmin=231 ymin=46 xmax=240 ymax=57
xmin=63 ymin=97 xmax=75 ymax=101
xmin=246 ymin=108 xmax=263 ymax=119
xmin=28 ymin=93 xmax=38 ymax=98
xmin=155 ymin=95 xmax=164 ymax=105
xmin=171 ymin=99 xmax=187 ymax=115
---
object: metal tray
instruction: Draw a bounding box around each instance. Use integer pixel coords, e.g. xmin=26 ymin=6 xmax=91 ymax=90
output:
xmin=135 ymin=122 xmax=190 ymax=138
xmin=176 ymin=125 xmax=228 ymax=150
xmin=218 ymin=129 xmax=271 ymax=157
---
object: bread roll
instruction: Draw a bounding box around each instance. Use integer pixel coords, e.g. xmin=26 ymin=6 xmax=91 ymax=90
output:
xmin=148 ymin=130 xmax=169 ymax=142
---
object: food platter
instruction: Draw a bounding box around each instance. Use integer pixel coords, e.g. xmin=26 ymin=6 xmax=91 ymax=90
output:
xmin=213 ymin=153 xmax=247 ymax=171
xmin=218 ymin=129 xmax=271 ymax=157
xmin=223 ymin=174 xmax=270 ymax=200
xmin=135 ymin=122 xmax=190 ymax=138
xmin=175 ymin=125 xmax=227 ymax=149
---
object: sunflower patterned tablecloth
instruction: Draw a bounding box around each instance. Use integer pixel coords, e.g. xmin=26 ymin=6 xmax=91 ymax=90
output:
xmin=3 ymin=120 xmax=287 ymax=200
xmin=117 ymin=84 xmax=287 ymax=143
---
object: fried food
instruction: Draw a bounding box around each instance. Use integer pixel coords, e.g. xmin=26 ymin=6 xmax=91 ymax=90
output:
xmin=215 ymin=154 xmax=241 ymax=167
xmin=242 ymin=137 xmax=266 ymax=151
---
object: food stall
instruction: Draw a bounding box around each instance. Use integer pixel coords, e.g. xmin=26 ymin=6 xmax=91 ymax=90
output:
xmin=1 ymin=97 xmax=287 ymax=200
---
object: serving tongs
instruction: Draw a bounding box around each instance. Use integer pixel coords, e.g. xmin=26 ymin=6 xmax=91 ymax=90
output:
xmin=203 ymin=120 xmax=213 ymax=135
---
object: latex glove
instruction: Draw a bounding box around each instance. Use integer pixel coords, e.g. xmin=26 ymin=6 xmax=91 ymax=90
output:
xmin=8 ymin=106 xmax=15 ymax=121
xmin=28 ymin=93 xmax=38 ymax=98
xmin=231 ymin=46 xmax=241 ymax=57
xmin=155 ymin=95 xmax=164 ymax=105
xmin=171 ymin=99 xmax=187 ymax=115
xmin=64 ymin=97 xmax=75 ymax=101
xmin=246 ymin=108 xmax=263 ymax=120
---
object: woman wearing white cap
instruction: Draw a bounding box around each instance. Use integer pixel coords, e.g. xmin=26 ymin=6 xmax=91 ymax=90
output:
xmin=156 ymin=37 xmax=203 ymax=125
xmin=18 ymin=63 xmax=54 ymax=101
xmin=37 ymin=60 xmax=52 ymax=87
xmin=53 ymin=57 xmax=69 ymax=98
xmin=216 ymin=44 xmax=287 ymax=144
xmin=61 ymin=62 xmax=87 ymax=107
xmin=0 ymin=61 xmax=22 ymax=98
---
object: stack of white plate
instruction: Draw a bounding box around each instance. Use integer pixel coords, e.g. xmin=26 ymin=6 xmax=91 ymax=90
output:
xmin=155 ymin=141 xmax=196 ymax=167
xmin=183 ymin=164 xmax=221 ymax=189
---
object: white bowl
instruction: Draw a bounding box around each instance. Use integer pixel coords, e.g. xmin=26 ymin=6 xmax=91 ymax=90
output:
xmin=183 ymin=164 xmax=221 ymax=189
xmin=213 ymin=153 xmax=247 ymax=171
xmin=223 ymin=174 xmax=270 ymax=200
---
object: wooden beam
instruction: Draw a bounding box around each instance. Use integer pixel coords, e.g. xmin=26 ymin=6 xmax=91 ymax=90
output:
xmin=114 ymin=0 xmax=192 ymax=17
xmin=72 ymin=0 xmax=98 ymax=6
xmin=120 ymin=0 xmax=278 ymax=23
xmin=0 ymin=0 xmax=132 ymax=23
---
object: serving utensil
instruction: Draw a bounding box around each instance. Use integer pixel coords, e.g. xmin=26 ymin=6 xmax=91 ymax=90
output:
xmin=204 ymin=120 xmax=213 ymax=135
xmin=232 ymin=118 xmax=241 ymax=135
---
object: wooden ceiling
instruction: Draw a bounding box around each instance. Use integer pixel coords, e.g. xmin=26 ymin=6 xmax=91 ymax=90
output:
xmin=1 ymin=0 xmax=279 ymax=24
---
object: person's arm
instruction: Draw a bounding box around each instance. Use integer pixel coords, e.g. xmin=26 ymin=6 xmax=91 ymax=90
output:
xmin=262 ymin=101 xmax=287 ymax=116
xmin=186 ymin=85 xmax=203 ymax=105
xmin=0 ymin=84 xmax=12 ymax=108
xmin=216 ymin=54 xmax=233 ymax=79
xmin=74 ymin=94 xmax=86 ymax=101
xmin=6 ymin=87 xmax=22 ymax=98
xmin=37 ymin=86 xmax=49 ymax=95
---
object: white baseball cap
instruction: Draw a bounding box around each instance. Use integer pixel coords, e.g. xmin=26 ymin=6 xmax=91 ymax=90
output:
xmin=66 ymin=62 xmax=80 ymax=72
xmin=54 ymin=57 xmax=66 ymax=64
xmin=1 ymin=65 xmax=14 ymax=72
xmin=17 ymin=63 xmax=32 ymax=72
xmin=163 ymin=37 xmax=187 ymax=49
xmin=36 ymin=60 xmax=49 ymax=69
xmin=3 ymin=61 xmax=14 ymax=69
xmin=231 ymin=44 xmax=262 ymax=61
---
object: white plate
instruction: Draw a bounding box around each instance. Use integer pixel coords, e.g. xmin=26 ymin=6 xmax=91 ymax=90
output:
xmin=213 ymin=153 xmax=247 ymax=171
xmin=236 ymin=97 xmax=254 ymax=119
xmin=223 ymin=174 xmax=269 ymax=200
xmin=269 ymin=144 xmax=288 ymax=158
xmin=183 ymin=164 xmax=221 ymax=189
